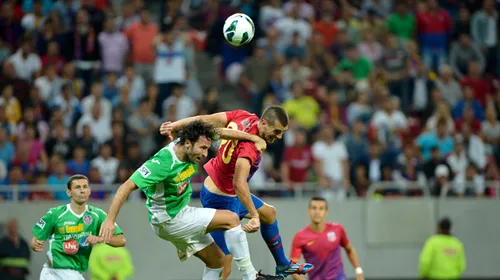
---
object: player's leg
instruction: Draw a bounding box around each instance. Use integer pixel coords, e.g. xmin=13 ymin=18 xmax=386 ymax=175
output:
xmin=205 ymin=209 xmax=258 ymax=280
xmin=239 ymin=195 xmax=314 ymax=277
xmin=194 ymin=242 xmax=225 ymax=280
xmin=40 ymin=268 xmax=86 ymax=280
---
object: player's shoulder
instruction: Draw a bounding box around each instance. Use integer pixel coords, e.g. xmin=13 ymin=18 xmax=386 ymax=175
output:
xmin=86 ymin=205 xmax=107 ymax=216
xmin=228 ymin=109 xmax=258 ymax=121
xmin=327 ymin=222 xmax=345 ymax=231
xmin=48 ymin=204 xmax=69 ymax=216
xmin=295 ymin=225 xmax=313 ymax=237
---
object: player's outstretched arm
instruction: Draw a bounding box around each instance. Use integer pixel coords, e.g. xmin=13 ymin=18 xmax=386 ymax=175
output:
xmin=234 ymin=158 xmax=260 ymax=233
xmin=106 ymin=234 xmax=126 ymax=247
xmin=30 ymin=236 xmax=45 ymax=252
xmin=160 ymin=112 xmax=229 ymax=139
xmin=216 ymin=128 xmax=267 ymax=153
xmin=100 ymin=179 xmax=138 ymax=243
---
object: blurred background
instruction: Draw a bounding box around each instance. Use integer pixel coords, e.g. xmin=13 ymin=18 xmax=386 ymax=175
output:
xmin=0 ymin=0 xmax=499 ymax=279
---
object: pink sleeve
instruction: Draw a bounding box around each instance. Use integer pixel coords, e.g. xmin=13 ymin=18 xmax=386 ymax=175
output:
xmin=290 ymin=232 xmax=303 ymax=261
xmin=237 ymin=142 xmax=259 ymax=165
xmin=339 ymin=225 xmax=350 ymax=248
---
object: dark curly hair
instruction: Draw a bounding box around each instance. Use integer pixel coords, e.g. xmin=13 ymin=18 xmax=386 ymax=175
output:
xmin=176 ymin=120 xmax=217 ymax=145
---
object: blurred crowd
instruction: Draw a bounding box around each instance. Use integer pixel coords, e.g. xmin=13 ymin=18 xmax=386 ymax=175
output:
xmin=0 ymin=0 xmax=499 ymax=201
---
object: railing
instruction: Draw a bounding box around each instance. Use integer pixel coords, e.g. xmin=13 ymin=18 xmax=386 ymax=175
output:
xmin=1 ymin=181 xmax=499 ymax=202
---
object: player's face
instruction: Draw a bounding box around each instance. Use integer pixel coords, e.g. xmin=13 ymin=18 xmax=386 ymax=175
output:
xmin=308 ymin=200 xmax=328 ymax=224
xmin=67 ymin=179 xmax=91 ymax=205
xmin=187 ymin=136 xmax=212 ymax=163
xmin=261 ymin=120 xmax=288 ymax=143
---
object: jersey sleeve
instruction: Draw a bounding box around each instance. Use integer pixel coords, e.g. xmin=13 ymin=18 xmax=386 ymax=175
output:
xmin=237 ymin=141 xmax=260 ymax=165
xmin=290 ymin=232 xmax=303 ymax=261
xmin=130 ymin=152 xmax=171 ymax=191
xmin=31 ymin=209 xmax=55 ymax=241
xmin=95 ymin=208 xmax=123 ymax=235
xmin=225 ymin=110 xmax=251 ymax=123
xmin=339 ymin=224 xmax=350 ymax=247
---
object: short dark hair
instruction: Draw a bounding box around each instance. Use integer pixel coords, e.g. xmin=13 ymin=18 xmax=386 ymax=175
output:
xmin=261 ymin=105 xmax=289 ymax=127
xmin=438 ymin=217 xmax=452 ymax=232
xmin=176 ymin=120 xmax=216 ymax=145
xmin=309 ymin=196 xmax=328 ymax=209
xmin=67 ymin=174 xmax=89 ymax=190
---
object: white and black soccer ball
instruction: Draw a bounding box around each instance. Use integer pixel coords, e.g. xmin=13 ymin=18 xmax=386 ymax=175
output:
xmin=223 ymin=13 xmax=255 ymax=46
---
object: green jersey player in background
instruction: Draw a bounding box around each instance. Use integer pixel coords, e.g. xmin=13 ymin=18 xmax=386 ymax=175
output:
xmin=100 ymin=120 xmax=283 ymax=280
xmin=30 ymin=174 xmax=126 ymax=280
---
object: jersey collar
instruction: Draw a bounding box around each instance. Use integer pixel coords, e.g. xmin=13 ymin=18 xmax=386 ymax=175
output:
xmin=67 ymin=204 xmax=88 ymax=218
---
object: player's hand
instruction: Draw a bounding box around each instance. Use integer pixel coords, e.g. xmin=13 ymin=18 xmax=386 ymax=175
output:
xmin=99 ymin=218 xmax=116 ymax=244
xmin=86 ymin=235 xmax=103 ymax=246
xmin=31 ymin=239 xmax=45 ymax=252
xmin=356 ymin=274 xmax=364 ymax=280
xmin=159 ymin=121 xmax=174 ymax=139
xmin=243 ymin=216 xmax=260 ymax=233
xmin=253 ymin=137 xmax=267 ymax=153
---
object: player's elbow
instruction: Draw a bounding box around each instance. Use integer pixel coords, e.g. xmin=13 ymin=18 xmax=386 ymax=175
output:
xmin=113 ymin=234 xmax=127 ymax=247
xmin=232 ymin=178 xmax=246 ymax=191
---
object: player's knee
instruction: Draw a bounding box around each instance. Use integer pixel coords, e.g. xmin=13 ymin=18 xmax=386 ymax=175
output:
xmin=260 ymin=205 xmax=277 ymax=225
xmin=220 ymin=210 xmax=240 ymax=230
xmin=205 ymin=248 xmax=225 ymax=269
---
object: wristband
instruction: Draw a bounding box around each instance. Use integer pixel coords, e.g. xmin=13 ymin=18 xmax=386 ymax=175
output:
xmin=355 ymin=267 xmax=363 ymax=275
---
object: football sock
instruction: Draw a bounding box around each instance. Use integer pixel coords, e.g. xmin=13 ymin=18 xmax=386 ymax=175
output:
xmin=261 ymin=219 xmax=290 ymax=267
xmin=203 ymin=267 xmax=223 ymax=280
xmin=225 ymin=225 xmax=258 ymax=280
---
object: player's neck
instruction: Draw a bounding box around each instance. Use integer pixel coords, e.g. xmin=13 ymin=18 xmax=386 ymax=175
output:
xmin=69 ymin=201 xmax=87 ymax=215
xmin=310 ymin=222 xmax=326 ymax=233
xmin=173 ymin=144 xmax=188 ymax=162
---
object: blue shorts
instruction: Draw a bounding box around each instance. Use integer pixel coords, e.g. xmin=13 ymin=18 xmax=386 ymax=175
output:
xmin=200 ymin=184 xmax=265 ymax=255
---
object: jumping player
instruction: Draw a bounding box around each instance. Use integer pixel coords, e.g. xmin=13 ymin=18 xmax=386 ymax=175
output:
xmin=160 ymin=106 xmax=314 ymax=278
xmin=100 ymin=121 xmax=282 ymax=280
xmin=290 ymin=197 xmax=364 ymax=280
xmin=30 ymin=174 xmax=126 ymax=280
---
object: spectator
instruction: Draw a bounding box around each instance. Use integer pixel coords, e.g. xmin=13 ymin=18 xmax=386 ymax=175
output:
xmin=358 ymin=141 xmax=388 ymax=183
xmin=35 ymin=18 xmax=66 ymax=58
xmin=102 ymin=72 xmax=119 ymax=101
xmin=198 ymin=87 xmax=221 ymax=115
xmin=0 ymin=85 xmax=21 ymax=124
xmin=422 ymin=146 xmax=453 ymax=186
xmin=106 ymin=121 xmax=127 ymax=161
xmin=449 ymin=33 xmax=485 ymax=79
xmin=46 ymin=156 xmax=70 ymax=200
xmin=61 ymin=62 xmax=85 ymax=99
xmin=259 ymin=0 xmax=285 ymax=31
xmin=128 ymin=98 xmax=161 ymax=158
xmin=117 ymin=65 xmax=146 ymax=108
xmin=73 ymin=124 xmax=98 ymax=160
xmin=45 ymin=121 xmax=72 ymax=159
xmin=453 ymin=6 xmax=471 ymax=39
xmin=240 ymin=45 xmax=274 ymax=99
xmin=0 ymin=165 xmax=28 ymax=200
xmin=274 ymin=4 xmax=311 ymax=51
xmin=34 ymin=64 xmax=63 ymax=105
xmin=461 ymin=124 xmax=487 ymax=171
xmin=455 ymin=164 xmax=486 ymax=197
xmin=113 ymin=83 xmax=134 ymax=117
xmin=8 ymin=37 xmax=42 ymax=82
xmin=21 ymin=0 xmax=45 ymax=32
xmin=0 ymin=2 xmax=24 ymax=50
xmin=325 ymin=90 xmax=348 ymax=133
xmin=386 ymin=0 xmax=415 ymax=41
xmin=381 ymin=33 xmax=410 ymax=112
xmin=425 ymin=102 xmax=455 ymax=134
xmin=345 ymin=119 xmax=370 ymax=167
xmin=455 ymin=105 xmax=481 ymax=134
xmin=410 ymin=62 xmax=434 ymax=115
xmin=435 ymin=64 xmax=462 ymax=108
xmin=371 ymin=96 xmax=408 ymax=149
xmin=352 ymin=164 xmax=370 ymax=196
xmin=307 ymin=33 xmax=335 ymax=85
xmin=81 ymin=82 xmax=112 ymax=121
xmin=40 ymin=41 xmax=65 ymax=73
xmin=163 ymin=83 xmax=195 ymax=121
xmin=453 ymin=84 xmax=484 ymax=120
xmin=283 ymin=0 xmax=315 ymax=22
xmin=98 ymin=18 xmax=129 ymax=74
xmin=52 ymin=83 xmax=80 ymax=128
xmin=284 ymin=32 xmax=307 ymax=60
xmin=419 ymin=218 xmax=466 ymax=278
xmin=362 ymin=0 xmax=392 ymax=18
xmin=394 ymin=144 xmax=425 ymax=185
xmin=281 ymin=128 xmax=313 ymax=188
xmin=76 ymin=104 xmax=111 ymax=144
xmin=66 ymin=145 xmax=90 ymax=176
xmin=482 ymin=106 xmax=500 ymax=160
xmin=121 ymin=141 xmax=142 ymax=172
xmin=312 ymin=125 xmax=350 ymax=200
xmin=470 ymin=0 xmax=498 ymax=75
xmin=417 ymin=119 xmax=454 ymax=160
xmin=334 ymin=43 xmax=374 ymax=85
xmin=13 ymin=125 xmax=49 ymax=182
xmin=281 ymin=56 xmax=312 ymax=88
xmin=313 ymin=12 xmax=338 ymax=48
xmin=15 ymin=106 xmax=49 ymax=144
xmin=357 ymin=29 xmax=383 ymax=64
xmin=91 ymin=143 xmax=119 ymax=185
xmin=114 ymin=0 xmax=139 ymax=31
xmin=0 ymin=62 xmax=31 ymax=103
xmin=0 ymin=218 xmax=30 ymax=280
xmin=447 ymin=136 xmax=469 ymax=183
xmin=283 ymin=82 xmax=320 ymax=130
xmin=460 ymin=61 xmax=491 ymax=107
xmin=416 ymin=0 xmax=452 ymax=72
xmin=0 ymin=127 xmax=14 ymax=167
xmin=125 ymin=8 xmax=159 ymax=82
xmin=347 ymin=92 xmax=372 ymax=125
xmin=0 ymin=106 xmax=16 ymax=138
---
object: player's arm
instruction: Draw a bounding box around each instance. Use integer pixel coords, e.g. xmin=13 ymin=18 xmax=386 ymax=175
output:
xmin=160 ymin=112 xmax=229 ymax=137
xmin=290 ymin=232 xmax=307 ymax=280
xmin=99 ymin=179 xmax=137 ymax=243
xmin=216 ymin=128 xmax=266 ymax=153
xmin=341 ymin=226 xmax=364 ymax=279
xmin=30 ymin=210 xmax=55 ymax=252
xmin=234 ymin=158 xmax=259 ymax=224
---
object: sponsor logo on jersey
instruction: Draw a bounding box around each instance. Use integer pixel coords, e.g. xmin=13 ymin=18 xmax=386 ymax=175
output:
xmin=64 ymin=221 xmax=76 ymax=225
xmin=65 ymin=223 xmax=84 ymax=233
xmin=177 ymin=181 xmax=188 ymax=196
xmin=327 ymin=231 xmax=336 ymax=242
xmin=138 ymin=165 xmax=151 ymax=178
xmin=442 ymin=248 xmax=457 ymax=255
xmin=36 ymin=219 xmax=46 ymax=229
xmin=79 ymin=237 xmax=90 ymax=253
xmin=63 ymin=239 xmax=79 ymax=255
xmin=242 ymin=119 xmax=250 ymax=128
xmin=83 ymin=215 xmax=93 ymax=225
xmin=174 ymin=165 xmax=195 ymax=183
xmin=306 ymin=240 xmax=315 ymax=246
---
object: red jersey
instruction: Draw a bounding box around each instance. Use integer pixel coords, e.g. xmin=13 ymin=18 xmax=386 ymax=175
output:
xmin=283 ymin=146 xmax=314 ymax=183
xmin=204 ymin=110 xmax=261 ymax=195
xmin=291 ymin=223 xmax=349 ymax=280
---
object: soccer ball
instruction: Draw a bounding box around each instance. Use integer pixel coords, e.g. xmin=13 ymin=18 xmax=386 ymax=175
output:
xmin=223 ymin=13 xmax=255 ymax=46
